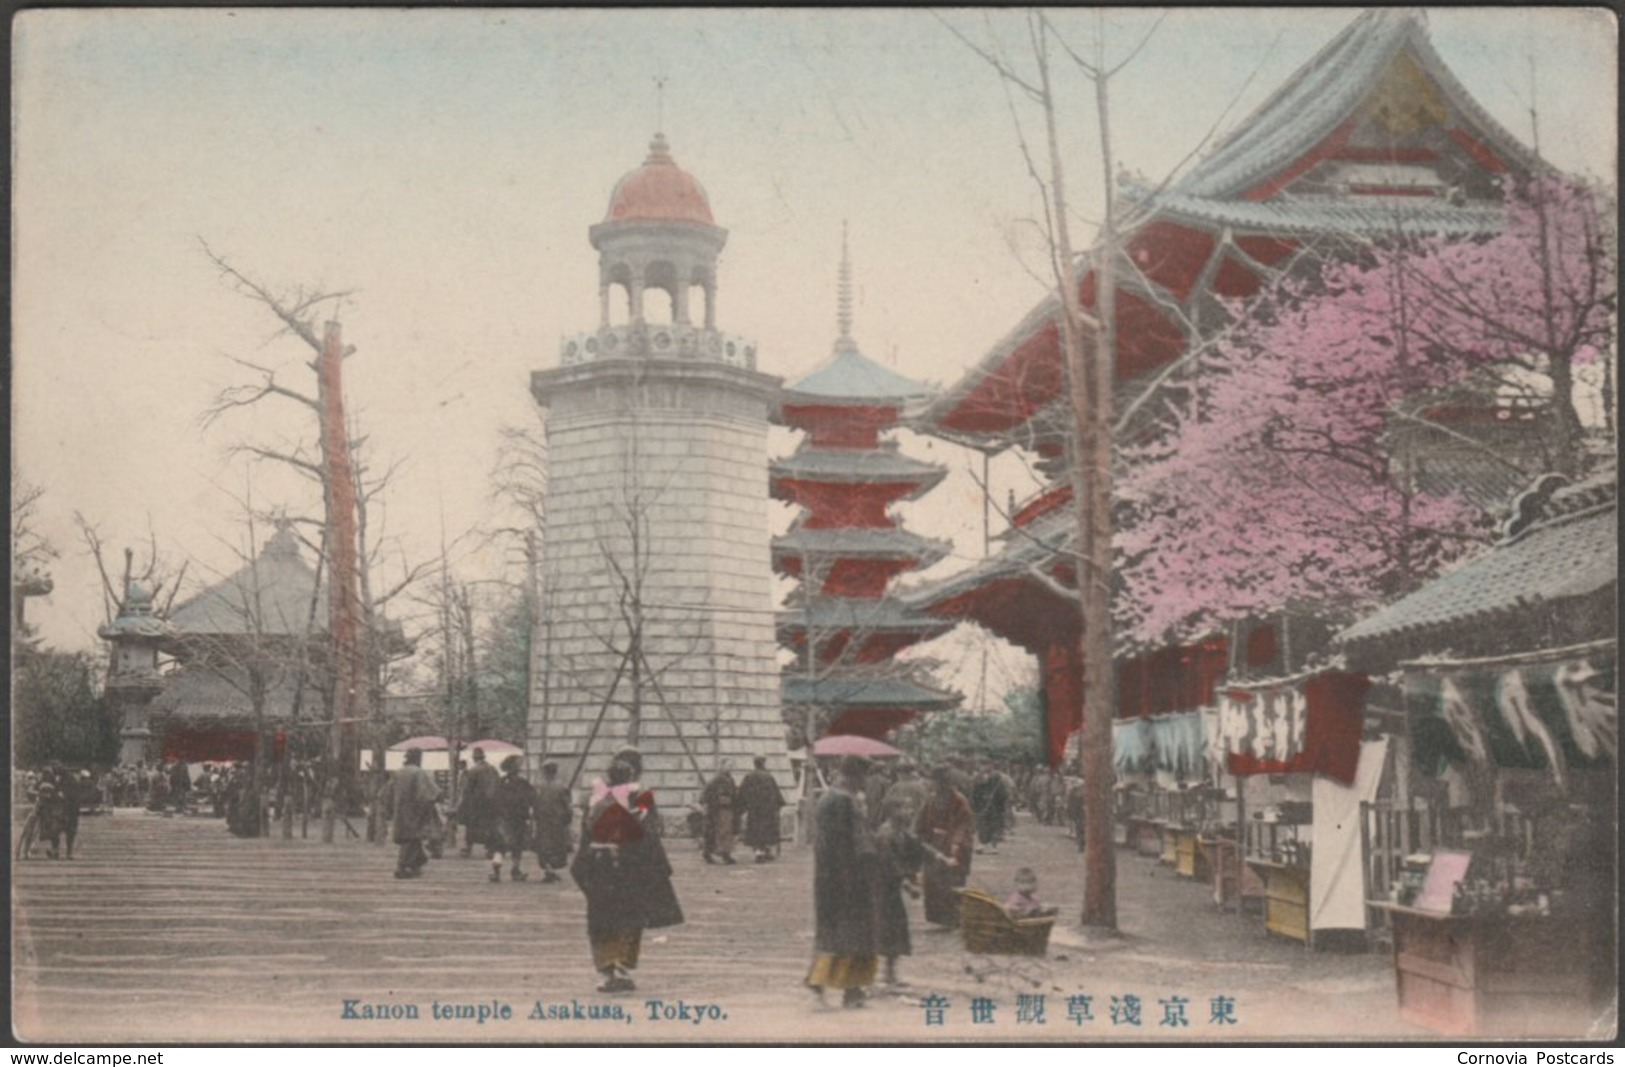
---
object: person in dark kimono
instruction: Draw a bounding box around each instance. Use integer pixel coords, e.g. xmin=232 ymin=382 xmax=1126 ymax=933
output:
xmin=490 ymin=755 xmax=534 ymax=883
xmin=971 ymin=761 xmax=1010 ymax=854
xmin=392 ymin=747 xmax=441 ymax=879
xmin=168 ymin=759 xmax=191 ymax=813
xmin=147 ymin=764 xmax=169 ymax=812
xmin=570 ymin=748 xmax=683 ymax=993
xmin=806 ymin=755 xmax=877 ymax=1008
xmin=915 ymin=765 xmax=974 ymax=928
xmin=531 ymin=760 xmax=572 ymax=883
xmin=872 ymin=805 xmax=923 ymax=987
xmin=737 ymin=756 xmax=785 ymax=862
xmin=700 ymin=760 xmax=738 ymax=864
xmin=34 ymin=780 xmax=70 ymax=859
xmin=458 ymin=747 xmax=500 ymax=859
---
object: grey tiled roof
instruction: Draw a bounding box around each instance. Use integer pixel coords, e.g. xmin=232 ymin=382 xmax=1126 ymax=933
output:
xmin=901 ymin=510 xmax=1074 ymax=610
xmin=782 ymin=673 xmax=960 ymax=710
xmin=784 ymin=346 xmax=934 ymax=404
xmin=1173 ymin=9 xmax=1536 ymax=200
xmin=146 ymin=667 xmax=318 ymax=724
xmin=167 ymin=528 xmax=325 ymax=638
xmin=1338 ymin=479 xmax=1617 ymax=645
xmin=773 ymin=525 xmax=950 ymax=566
xmin=777 ymin=597 xmax=954 ymax=636
xmin=772 ymin=446 xmax=946 ymax=493
xmin=1122 ymin=188 xmax=1504 ymax=238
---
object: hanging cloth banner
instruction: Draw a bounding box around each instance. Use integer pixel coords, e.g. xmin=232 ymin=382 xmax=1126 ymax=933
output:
xmin=1219 ymin=671 xmax=1369 ymax=785
xmin=1407 ymin=651 xmax=1616 ymax=786
xmin=1148 ymin=710 xmax=1207 ymax=777
xmin=1114 ymin=710 xmax=1209 ymax=778
xmin=1112 ymin=717 xmax=1154 ymax=776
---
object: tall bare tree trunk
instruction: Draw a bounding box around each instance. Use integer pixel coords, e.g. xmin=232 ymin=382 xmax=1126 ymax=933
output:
xmin=1034 ymin=22 xmax=1117 ymax=930
xmin=317 ymin=320 xmax=363 ymax=835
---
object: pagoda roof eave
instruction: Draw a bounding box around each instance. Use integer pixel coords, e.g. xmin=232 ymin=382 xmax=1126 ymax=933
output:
xmin=780 ymin=345 xmax=937 ymax=406
xmin=770 ymin=448 xmax=948 ymax=495
xmin=773 ymin=526 xmax=953 ymax=566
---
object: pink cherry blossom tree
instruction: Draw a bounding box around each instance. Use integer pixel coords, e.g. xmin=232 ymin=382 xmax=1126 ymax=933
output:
xmin=1118 ymin=179 xmax=1615 ymax=647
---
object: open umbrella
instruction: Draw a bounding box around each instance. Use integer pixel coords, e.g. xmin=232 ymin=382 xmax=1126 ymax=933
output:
xmin=811 ymin=734 xmax=902 ymax=759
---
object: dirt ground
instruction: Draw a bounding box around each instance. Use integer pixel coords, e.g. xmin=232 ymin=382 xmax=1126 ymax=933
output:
xmin=9 ymin=805 xmax=1488 ymax=1044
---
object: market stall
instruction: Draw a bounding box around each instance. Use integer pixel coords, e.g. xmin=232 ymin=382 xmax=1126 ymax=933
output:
xmin=1113 ymin=710 xmax=1229 ymax=871
xmin=1221 ymin=670 xmax=1387 ymax=947
xmin=1367 ymin=647 xmax=1616 ymax=1035
xmin=1337 ymin=472 xmax=1617 ymax=1036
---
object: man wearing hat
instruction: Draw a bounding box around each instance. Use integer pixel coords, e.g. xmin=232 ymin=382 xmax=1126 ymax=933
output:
xmin=531 ymin=760 xmax=572 ymax=883
xmin=738 ymin=755 xmax=786 ymax=863
xmin=458 ymin=746 xmax=500 ymax=861
xmin=491 ymin=754 xmax=534 ymax=883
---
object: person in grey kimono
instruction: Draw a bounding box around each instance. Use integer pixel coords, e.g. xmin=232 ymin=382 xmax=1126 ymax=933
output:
xmin=392 ymin=748 xmax=441 ymax=879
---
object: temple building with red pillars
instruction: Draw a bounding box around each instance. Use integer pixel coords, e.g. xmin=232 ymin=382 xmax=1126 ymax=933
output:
xmin=904 ymin=9 xmax=1544 ymax=767
xmin=774 ymin=233 xmax=959 ymax=742
xmin=101 ymin=524 xmax=409 ymax=766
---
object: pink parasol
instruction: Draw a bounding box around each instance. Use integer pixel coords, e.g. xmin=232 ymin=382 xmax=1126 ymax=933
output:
xmin=811 ymin=734 xmax=903 ymax=759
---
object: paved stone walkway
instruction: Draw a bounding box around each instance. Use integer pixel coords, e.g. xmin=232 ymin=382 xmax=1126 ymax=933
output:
xmin=13 ymin=807 xmax=1424 ymax=1043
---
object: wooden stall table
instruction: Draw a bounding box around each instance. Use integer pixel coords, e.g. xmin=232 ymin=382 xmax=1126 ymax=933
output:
xmin=1373 ymin=902 xmax=1600 ymax=1037
xmin=1172 ymin=827 xmax=1206 ymax=880
xmin=1157 ymin=820 xmax=1178 ymax=866
xmin=1123 ymin=815 xmax=1163 ymax=857
xmin=1247 ymin=858 xmax=1311 ymax=945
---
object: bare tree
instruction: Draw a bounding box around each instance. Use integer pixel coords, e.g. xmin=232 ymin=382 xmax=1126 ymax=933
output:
xmin=12 ymin=464 xmax=58 ymax=637
xmin=198 ymin=242 xmax=425 ymax=824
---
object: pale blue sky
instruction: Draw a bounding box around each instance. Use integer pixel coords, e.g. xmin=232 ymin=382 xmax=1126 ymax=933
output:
xmin=12 ymin=8 xmax=1617 ymax=661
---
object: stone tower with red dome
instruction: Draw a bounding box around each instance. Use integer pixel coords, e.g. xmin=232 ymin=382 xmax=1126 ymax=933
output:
xmin=528 ymin=134 xmax=791 ymax=806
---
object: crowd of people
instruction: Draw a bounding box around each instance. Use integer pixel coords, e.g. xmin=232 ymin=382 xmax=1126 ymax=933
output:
xmin=805 ymin=754 xmax=1060 ymax=1008
xmin=23 ymin=741 xmax=1068 ymax=1004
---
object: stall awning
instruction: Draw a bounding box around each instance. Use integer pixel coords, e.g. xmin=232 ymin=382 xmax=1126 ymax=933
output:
xmin=1218 ymin=671 xmax=1369 ymax=784
xmin=1406 ymin=644 xmax=1616 ymax=789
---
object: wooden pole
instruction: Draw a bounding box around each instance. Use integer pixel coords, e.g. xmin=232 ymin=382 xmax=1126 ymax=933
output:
xmin=316 ymin=320 xmax=364 ymax=832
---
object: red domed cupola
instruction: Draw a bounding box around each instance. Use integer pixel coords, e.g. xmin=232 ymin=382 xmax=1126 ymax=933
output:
xmin=604 ymin=133 xmax=715 ymax=225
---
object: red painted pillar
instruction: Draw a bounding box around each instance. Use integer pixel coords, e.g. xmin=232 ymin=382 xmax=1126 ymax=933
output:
xmin=1043 ymin=640 xmax=1084 ymax=768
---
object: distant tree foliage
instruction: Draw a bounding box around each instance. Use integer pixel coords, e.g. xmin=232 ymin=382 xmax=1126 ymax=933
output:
xmin=476 ymin=591 xmax=533 ymax=746
xmin=14 ymin=648 xmax=118 ymax=768
xmin=905 ymin=686 xmax=1046 ymax=766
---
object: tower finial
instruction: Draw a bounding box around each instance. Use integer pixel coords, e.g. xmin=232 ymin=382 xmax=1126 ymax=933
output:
xmin=835 ymin=221 xmax=854 ymax=353
xmin=654 ymin=74 xmax=667 ymax=135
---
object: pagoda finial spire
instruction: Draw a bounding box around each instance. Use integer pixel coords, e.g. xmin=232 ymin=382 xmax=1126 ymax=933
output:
xmin=835 ymin=221 xmax=854 ymax=353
